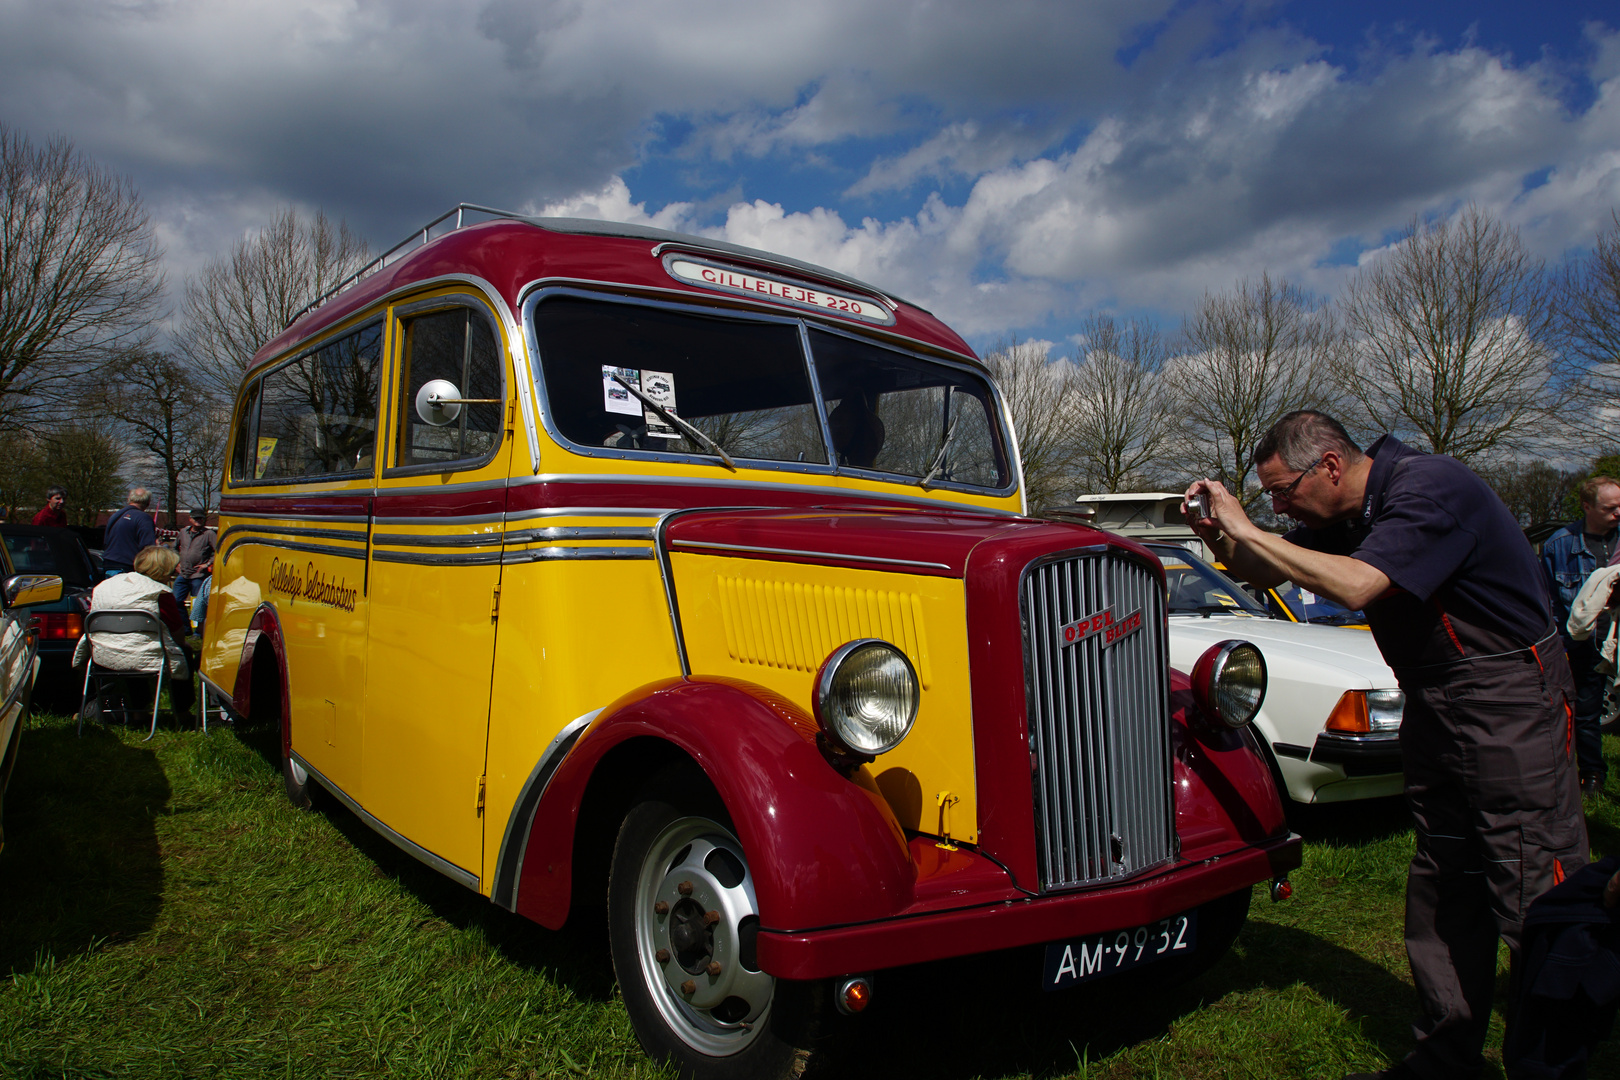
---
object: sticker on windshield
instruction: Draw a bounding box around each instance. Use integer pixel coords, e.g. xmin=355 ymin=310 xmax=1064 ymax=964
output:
xmin=603 ymin=366 xmax=642 ymax=416
xmin=639 ymin=370 xmax=679 ymax=440
xmin=1059 ymin=607 xmax=1144 ymax=650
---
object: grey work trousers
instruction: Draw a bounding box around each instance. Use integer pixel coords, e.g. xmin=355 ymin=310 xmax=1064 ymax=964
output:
xmin=1396 ymin=642 xmax=1588 ymax=1079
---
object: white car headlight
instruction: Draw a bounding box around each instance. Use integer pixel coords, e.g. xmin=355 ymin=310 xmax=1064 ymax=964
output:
xmin=814 ymin=639 xmax=919 ymax=757
xmin=1366 ymin=689 xmax=1404 ymax=732
xmin=1326 ymin=689 xmax=1406 ymax=734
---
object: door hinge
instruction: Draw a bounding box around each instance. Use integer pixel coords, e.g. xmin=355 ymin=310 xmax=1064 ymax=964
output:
xmin=476 ymin=775 xmax=486 ymax=817
xmin=491 ymin=585 xmax=501 ymax=622
xmin=505 ymin=398 xmax=516 ymax=433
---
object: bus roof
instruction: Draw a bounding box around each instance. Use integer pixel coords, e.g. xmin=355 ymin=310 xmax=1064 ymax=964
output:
xmin=248 ymin=207 xmax=977 ymax=375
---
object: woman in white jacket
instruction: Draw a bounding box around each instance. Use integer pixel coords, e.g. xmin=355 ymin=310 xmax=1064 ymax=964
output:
xmin=75 ymin=544 xmax=195 ymax=722
xmin=1568 ymin=557 xmax=1619 ymax=730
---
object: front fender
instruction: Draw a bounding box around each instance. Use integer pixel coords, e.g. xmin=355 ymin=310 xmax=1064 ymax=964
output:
xmin=1170 ymin=669 xmax=1290 ymax=855
xmin=511 ymin=678 xmax=915 ymax=934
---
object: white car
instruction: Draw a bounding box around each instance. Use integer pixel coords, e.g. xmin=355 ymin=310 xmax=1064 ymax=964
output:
xmin=1145 ymin=543 xmax=1404 ymax=804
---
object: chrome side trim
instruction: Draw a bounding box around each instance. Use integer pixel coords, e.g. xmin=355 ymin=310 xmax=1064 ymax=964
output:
xmin=515 ymin=472 xmax=1022 ymax=516
xmin=219 ymin=524 xmax=368 ymax=546
xmin=489 ymin=709 xmax=600 ymax=911
xmin=670 ymin=539 xmax=953 ymax=572
xmin=221 ymin=537 xmax=369 ymax=565
xmin=656 ymin=510 xmax=693 ymax=677
xmin=371 ymin=532 xmax=505 ymax=548
xmin=505 ymin=506 xmax=670 ymax=522
xmin=501 ymin=546 xmax=654 ymax=564
xmin=504 ymin=526 xmax=655 ymax=544
xmin=291 ymin=752 xmax=479 ymax=891
xmin=373 ymin=512 xmax=509 ymax=526
xmin=219 ymin=508 xmax=371 ymax=522
xmin=373 ymin=549 xmax=505 ymax=567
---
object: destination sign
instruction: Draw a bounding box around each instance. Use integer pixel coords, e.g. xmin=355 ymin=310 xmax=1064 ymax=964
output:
xmin=665 ymin=256 xmax=893 ymax=324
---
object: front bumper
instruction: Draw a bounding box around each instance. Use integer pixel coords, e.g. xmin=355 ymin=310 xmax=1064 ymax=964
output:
xmin=1309 ymin=731 xmax=1402 ymax=778
xmin=755 ymin=832 xmax=1301 ymax=980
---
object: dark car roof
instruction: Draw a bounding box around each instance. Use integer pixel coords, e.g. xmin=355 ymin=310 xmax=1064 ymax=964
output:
xmin=0 ymin=524 xmax=97 ymax=589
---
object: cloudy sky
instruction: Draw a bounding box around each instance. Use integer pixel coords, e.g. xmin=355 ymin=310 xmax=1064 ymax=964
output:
xmin=2 ymin=0 xmax=1616 ymax=358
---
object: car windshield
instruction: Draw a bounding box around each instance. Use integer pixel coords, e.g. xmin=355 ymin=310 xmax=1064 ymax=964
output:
xmin=1 ymin=528 xmax=96 ymax=588
xmin=1146 ymin=543 xmax=1270 ymax=617
xmin=530 ymin=294 xmax=1010 ymax=489
xmin=1272 ymin=583 xmax=1366 ymax=625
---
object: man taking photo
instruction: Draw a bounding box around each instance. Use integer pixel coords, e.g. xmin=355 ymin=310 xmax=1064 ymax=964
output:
xmin=1183 ymin=410 xmax=1586 ymax=1080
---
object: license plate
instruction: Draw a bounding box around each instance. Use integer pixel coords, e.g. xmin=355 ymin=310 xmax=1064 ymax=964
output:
xmin=1041 ymin=910 xmax=1197 ymax=991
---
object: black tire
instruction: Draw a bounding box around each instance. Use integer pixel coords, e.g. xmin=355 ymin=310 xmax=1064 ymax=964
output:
xmin=250 ymin=647 xmax=314 ymax=809
xmin=608 ymin=772 xmax=821 ymax=1080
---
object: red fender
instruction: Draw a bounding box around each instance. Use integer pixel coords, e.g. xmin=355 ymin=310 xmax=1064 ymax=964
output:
xmin=1169 ymin=668 xmax=1289 ymax=855
xmin=234 ymin=604 xmax=291 ymax=749
xmin=512 ymin=678 xmax=915 ymax=934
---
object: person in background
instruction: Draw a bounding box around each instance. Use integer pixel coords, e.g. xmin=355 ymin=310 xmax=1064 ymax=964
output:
xmin=30 ymin=486 xmax=67 ymax=527
xmin=101 ymin=488 xmax=156 ymax=576
xmin=1540 ymin=475 xmax=1620 ymax=796
xmin=173 ymin=508 xmax=216 ymax=625
xmin=74 ymin=543 xmax=195 ymax=721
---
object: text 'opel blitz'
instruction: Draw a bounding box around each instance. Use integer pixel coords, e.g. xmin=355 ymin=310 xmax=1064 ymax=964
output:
xmin=200 ymin=205 xmax=1301 ymax=1079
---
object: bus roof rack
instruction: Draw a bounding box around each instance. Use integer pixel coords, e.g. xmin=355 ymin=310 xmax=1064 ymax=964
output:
xmin=285 ymin=203 xmax=914 ymax=329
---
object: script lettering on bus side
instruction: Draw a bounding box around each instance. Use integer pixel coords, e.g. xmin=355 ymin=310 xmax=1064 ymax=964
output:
xmin=269 ymin=557 xmax=358 ymax=612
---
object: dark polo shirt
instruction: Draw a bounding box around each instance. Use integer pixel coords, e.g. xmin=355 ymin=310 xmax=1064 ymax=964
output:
xmin=1285 ymin=435 xmax=1554 ymax=668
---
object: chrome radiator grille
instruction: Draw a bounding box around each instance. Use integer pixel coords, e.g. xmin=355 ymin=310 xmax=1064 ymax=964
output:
xmin=1022 ymin=551 xmax=1174 ymax=891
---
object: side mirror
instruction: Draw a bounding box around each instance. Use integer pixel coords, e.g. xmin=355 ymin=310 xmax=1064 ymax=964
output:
xmin=4 ymin=574 xmax=64 ymax=608
xmin=415 ymin=379 xmax=463 ymax=426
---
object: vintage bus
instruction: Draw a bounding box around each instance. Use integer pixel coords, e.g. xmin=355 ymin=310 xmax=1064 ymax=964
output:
xmin=199 ymin=205 xmax=1300 ymax=1079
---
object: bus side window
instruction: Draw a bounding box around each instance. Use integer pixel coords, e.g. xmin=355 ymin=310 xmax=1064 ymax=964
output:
xmin=394 ymin=307 xmax=502 ymax=468
xmin=230 ymin=380 xmax=262 ymax=482
xmin=257 ymin=324 xmax=384 ymax=480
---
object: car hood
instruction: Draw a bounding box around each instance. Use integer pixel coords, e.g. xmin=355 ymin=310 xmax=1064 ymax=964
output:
xmin=1166 ymin=613 xmax=1394 ymax=685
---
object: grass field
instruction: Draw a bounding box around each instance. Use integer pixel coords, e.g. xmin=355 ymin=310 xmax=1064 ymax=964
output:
xmin=3 ymin=707 xmax=1618 ymax=1080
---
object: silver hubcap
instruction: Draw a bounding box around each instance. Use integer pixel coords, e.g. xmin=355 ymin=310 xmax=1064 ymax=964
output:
xmin=635 ymin=815 xmax=772 ymax=1056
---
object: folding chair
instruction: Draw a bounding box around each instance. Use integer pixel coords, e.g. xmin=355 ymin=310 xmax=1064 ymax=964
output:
xmin=78 ymin=609 xmax=177 ymax=741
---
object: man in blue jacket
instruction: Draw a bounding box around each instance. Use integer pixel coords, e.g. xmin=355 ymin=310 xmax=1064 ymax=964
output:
xmin=1541 ymin=475 xmax=1620 ymax=795
xmin=101 ymin=488 xmax=156 ymax=576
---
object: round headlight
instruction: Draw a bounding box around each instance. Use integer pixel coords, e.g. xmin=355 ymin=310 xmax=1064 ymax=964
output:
xmin=814 ymin=639 xmax=919 ymax=757
xmin=1191 ymin=639 xmax=1267 ymax=729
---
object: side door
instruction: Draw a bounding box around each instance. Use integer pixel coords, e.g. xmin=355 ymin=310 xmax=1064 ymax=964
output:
xmin=362 ymin=293 xmax=512 ymax=883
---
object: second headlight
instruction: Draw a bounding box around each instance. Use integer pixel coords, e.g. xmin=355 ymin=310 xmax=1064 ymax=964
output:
xmin=814 ymin=639 xmax=920 ymax=757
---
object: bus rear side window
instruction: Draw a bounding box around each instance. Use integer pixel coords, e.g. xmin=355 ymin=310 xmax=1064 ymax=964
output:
xmin=256 ymin=324 xmax=384 ymax=480
xmin=230 ymin=381 xmax=261 ymax=482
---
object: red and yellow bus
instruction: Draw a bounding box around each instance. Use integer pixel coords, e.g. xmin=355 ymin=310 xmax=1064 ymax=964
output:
xmin=200 ymin=205 xmax=1299 ymax=1079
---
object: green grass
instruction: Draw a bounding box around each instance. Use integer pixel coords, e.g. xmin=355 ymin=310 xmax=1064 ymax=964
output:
xmin=3 ymin=709 xmax=1619 ymax=1079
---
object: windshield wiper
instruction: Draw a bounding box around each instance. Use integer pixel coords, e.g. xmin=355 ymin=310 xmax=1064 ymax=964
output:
xmin=610 ymin=374 xmax=736 ymax=471
xmin=919 ymin=389 xmax=960 ymax=489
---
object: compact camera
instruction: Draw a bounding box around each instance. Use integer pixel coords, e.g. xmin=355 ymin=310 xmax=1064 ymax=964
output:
xmin=1186 ymin=492 xmax=1210 ymax=520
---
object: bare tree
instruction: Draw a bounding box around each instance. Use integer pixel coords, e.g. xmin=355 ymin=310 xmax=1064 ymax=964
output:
xmin=0 ymin=427 xmax=46 ymax=521
xmin=1167 ymin=273 xmax=1343 ymax=506
xmin=983 ymin=337 xmax=1077 ymax=514
xmin=1068 ymin=313 xmax=1173 ymax=493
xmin=1477 ymin=459 xmax=1583 ymax=530
xmin=0 ymin=125 xmax=165 ymax=431
xmin=181 ymin=404 xmax=231 ymax=514
xmin=1556 ymin=211 xmax=1620 ymax=455
xmin=1336 ymin=206 xmax=1560 ymax=462
xmin=177 ymin=207 xmax=370 ymax=401
xmin=101 ymin=351 xmax=216 ymax=528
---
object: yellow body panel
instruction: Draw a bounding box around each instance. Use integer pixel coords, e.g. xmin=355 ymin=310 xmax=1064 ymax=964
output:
xmin=483 ymin=532 xmax=683 ymax=879
xmin=673 ymin=552 xmax=978 ymax=843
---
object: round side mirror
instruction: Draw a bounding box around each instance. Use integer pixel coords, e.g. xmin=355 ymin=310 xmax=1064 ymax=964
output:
xmin=415 ymin=380 xmax=462 ymax=426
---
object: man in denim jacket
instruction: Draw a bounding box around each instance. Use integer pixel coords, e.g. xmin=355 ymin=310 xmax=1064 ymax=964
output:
xmin=1540 ymin=475 xmax=1620 ymax=795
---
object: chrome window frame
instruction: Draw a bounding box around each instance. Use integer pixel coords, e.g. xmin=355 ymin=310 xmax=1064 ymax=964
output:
xmin=520 ymin=286 xmax=1020 ymax=497
xmin=223 ymin=314 xmax=388 ymax=489
xmin=382 ymin=293 xmax=509 ymax=480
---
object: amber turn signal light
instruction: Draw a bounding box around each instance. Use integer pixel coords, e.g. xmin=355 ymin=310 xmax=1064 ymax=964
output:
xmin=835 ymin=975 xmax=872 ymax=1015
xmin=1324 ymin=691 xmax=1371 ymax=733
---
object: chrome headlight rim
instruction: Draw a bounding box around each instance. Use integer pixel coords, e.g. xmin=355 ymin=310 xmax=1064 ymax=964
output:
xmin=813 ymin=638 xmax=920 ymax=758
xmin=1195 ymin=639 xmax=1267 ymax=729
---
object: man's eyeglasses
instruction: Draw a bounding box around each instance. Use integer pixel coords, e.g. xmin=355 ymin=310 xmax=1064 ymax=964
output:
xmin=1264 ymin=456 xmax=1325 ymax=503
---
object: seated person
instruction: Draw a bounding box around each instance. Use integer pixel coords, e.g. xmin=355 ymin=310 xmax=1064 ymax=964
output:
xmin=73 ymin=544 xmax=196 ymax=720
